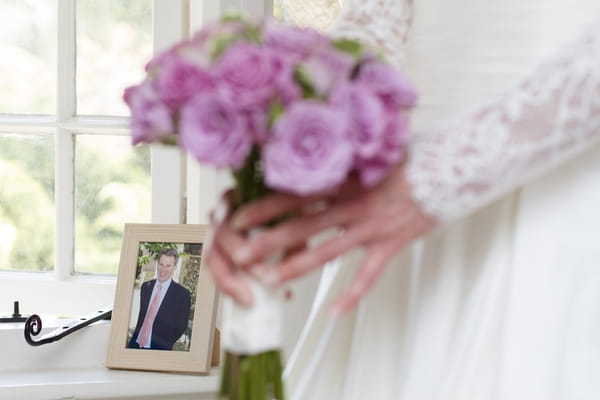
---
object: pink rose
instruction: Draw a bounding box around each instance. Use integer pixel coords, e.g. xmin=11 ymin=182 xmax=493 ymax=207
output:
xmin=331 ymin=83 xmax=386 ymax=159
xmin=156 ymin=57 xmax=214 ymax=108
xmin=243 ymin=107 xmax=269 ymax=144
xmin=179 ymin=93 xmax=252 ymax=169
xmin=214 ymin=41 xmax=284 ymax=108
xmin=191 ymin=20 xmax=246 ymax=45
xmin=355 ymin=113 xmax=409 ymax=187
xmin=356 ymin=61 xmax=417 ymax=109
xmin=300 ymin=47 xmax=354 ymax=96
xmin=263 ymin=20 xmax=329 ymax=61
xmin=145 ymin=39 xmax=192 ymax=72
xmin=124 ymin=81 xmax=173 ymax=145
xmin=263 ymin=101 xmax=353 ymax=195
xmin=275 ymin=60 xmax=302 ymax=106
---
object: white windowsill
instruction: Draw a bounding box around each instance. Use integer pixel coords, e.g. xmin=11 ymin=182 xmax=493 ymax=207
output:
xmin=0 ymin=318 xmax=219 ymax=400
xmin=0 ymin=367 xmax=220 ymax=400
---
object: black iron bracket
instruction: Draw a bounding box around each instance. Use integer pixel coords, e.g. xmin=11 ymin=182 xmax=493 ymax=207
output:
xmin=0 ymin=301 xmax=28 ymax=323
xmin=24 ymin=306 xmax=112 ymax=346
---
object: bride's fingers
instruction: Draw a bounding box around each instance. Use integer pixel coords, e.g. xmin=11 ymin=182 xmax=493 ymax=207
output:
xmin=229 ymin=177 xmax=361 ymax=232
xmin=233 ymin=197 xmax=368 ymax=266
xmin=205 ymin=241 xmax=254 ymax=307
xmin=327 ymin=237 xmax=401 ymax=316
xmin=230 ymin=191 xmax=321 ymax=231
xmin=210 ymin=211 xmax=253 ymax=268
xmin=261 ymin=218 xmax=382 ymax=285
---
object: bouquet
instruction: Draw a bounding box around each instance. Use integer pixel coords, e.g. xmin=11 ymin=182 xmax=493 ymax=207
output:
xmin=124 ymin=15 xmax=416 ymax=400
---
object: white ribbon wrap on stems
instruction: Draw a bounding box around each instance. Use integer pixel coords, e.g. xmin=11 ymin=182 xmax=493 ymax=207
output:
xmin=222 ymin=274 xmax=285 ymax=354
xmin=221 ymin=226 xmax=285 ymax=355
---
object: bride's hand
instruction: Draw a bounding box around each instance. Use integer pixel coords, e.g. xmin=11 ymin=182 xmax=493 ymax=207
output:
xmin=207 ymin=164 xmax=436 ymax=314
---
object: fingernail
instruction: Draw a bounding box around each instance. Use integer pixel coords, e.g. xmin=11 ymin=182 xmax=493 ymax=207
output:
xmin=248 ymin=264 xmax=267 ymax=278
xmin=213 ymin=200 xmax=229 ymax=225
xmin=261 ymin=271 xmax=279 ymax=287
xmin=231 ymin=214 xmax=246 ymax=231
xmin=234 ymin=247 xmax=252 ymax=264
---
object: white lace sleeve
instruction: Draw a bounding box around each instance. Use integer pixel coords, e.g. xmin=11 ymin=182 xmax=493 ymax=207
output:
xmin=406 ymin=22 xmax=600 ymax=222
xmin=330 ymin=0 xmax=413 ymax=68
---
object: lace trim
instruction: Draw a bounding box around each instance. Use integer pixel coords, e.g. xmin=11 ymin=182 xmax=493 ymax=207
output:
xmin=276 ymin=0 xmax=413 ymax=68
xmin=275 ymin=0 xmax=341 ymax=33
xmin=330 ymin=0 xmax=413 ymax=68
xmin=406 ymin=22 xmax=600 ymax=221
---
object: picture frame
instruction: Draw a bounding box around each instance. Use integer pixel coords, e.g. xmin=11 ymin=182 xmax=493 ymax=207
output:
xmin=106 ymin=223 xmax=219 ymax=374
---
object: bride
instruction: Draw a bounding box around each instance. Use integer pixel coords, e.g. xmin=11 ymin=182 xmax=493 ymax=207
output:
xmin=207 ymin=0 xmax=600 ymax=398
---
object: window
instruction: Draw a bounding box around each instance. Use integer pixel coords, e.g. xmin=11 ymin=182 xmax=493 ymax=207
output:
xmin=0 ymin=0 xmax=190 ymax=315
xmin=0 ymin=5 xmax=318 ymax=390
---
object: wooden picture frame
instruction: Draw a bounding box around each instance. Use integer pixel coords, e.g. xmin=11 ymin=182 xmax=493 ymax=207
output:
xmin=106 ymin=223 xmax=218 ymax=374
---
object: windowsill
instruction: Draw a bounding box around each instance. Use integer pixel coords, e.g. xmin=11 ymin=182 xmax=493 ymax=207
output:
xmin=0 ymin=276 xmax=117 ymax=316
xmin=0 ymin=367 xmax=220 ymax=400
xmin=0 ymin=270 xmax=117 ymax=283
xmin=0 ymin=318 xmax=219 ymax=400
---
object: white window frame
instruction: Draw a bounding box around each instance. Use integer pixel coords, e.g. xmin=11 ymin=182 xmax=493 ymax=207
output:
xmin=186 ymin=0 xmax=274 ymax=225
xmin=0 ymin=0 xmax=192 ymax=316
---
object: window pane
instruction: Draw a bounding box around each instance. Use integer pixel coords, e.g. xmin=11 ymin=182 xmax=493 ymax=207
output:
xmin=0 ymin=133 xmax=55 ymax=271
xmin=76 ymin=0 xmax=152 ymax=116
xmin=74 ymin=135 xmax=150 ymax=274
xmin=0 ymin=0 xmax=56 ymax=114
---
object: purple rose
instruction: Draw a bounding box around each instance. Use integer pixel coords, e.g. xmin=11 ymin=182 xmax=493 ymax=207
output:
xmin=331 ymin=83 xmax=386 ymax=159
xmin=243 ymin=107 xmax=269 ymax=144
xmin=356 ymin=61 xmax=417 ymax=109
xmin=144 ymin=48 xmax=173 ymax=73
xmin=275 ymin=60 xmax=302 ymax=106
xmin=156 ymin=57 xmax=214 ymax=108
xmin=214 ymin=41 xmax=284 ymax=108
xmin=179 ymin=93 xmax=252 ymax=169
xmin=355 ymin=157 xmax=394 ymax=188
xmin=300 ymin=47 xmax=354 ymax=96
xmin=145 ymin=39 xmax=194 ymax=72
xmin=263 ymin=101 xmax=353 ymax=195
xmin=191 ymin=20 xmax=246 ymax=45
xmin=263 ymin=20 xmax=329 ymax=61
xmin=124 ymin=81 xmax=173 ymax=146
xmin=355 ymin=113 xmax=409 ymax=187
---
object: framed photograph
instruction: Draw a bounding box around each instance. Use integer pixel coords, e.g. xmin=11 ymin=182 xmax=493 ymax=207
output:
xmin=106 ymin=223 xmax=218 ymax=374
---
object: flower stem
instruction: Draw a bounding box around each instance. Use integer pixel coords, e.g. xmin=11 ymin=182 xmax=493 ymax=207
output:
xmin=219 ymin=350 xmax=285 ymax=400
xmin=232 ymin=146 xmax=270 ymax=208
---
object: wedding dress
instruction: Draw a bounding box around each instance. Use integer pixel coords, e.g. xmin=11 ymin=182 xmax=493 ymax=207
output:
xmin=278 ymin=0 xmax=600 ymax=399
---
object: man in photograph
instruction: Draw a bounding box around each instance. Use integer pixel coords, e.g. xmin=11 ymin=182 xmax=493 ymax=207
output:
xmin=127 ymin=247 xmax=191 ymax=350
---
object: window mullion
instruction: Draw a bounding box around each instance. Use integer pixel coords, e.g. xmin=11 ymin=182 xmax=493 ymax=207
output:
xmin=151 ymin=0 xmax=189 ymax=224
xmin=56 ymin=0 xmax=76 ymax=280
xmin=185 ymin=0 xmax=273 ymax=225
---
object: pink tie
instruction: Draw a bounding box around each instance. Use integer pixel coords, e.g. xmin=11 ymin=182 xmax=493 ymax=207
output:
xmin=137 ymin=283 xmax=162 ymax=347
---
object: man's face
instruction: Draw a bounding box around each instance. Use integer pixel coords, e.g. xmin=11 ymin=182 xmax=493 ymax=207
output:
xmin=157 ymin=254 xmax=177 ymax=282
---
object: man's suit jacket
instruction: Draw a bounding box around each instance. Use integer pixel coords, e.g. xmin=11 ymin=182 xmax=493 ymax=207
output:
xmin=128 ymin=279 xmax=191 ymax=350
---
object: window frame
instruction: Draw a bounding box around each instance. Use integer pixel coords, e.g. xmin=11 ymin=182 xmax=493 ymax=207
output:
xmin=0 ymin=0 xmax=192 ymax=316
xmin=0 ymin=0 xmax=274 ymax=318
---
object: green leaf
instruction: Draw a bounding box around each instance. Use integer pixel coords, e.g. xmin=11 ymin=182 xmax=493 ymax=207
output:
xmin=267 ymin=101 xmax=284 ymax=128
xmin=211 ymin=35 xmax=238 ymax=60
xmin=331 ymin=38 xmax=363 ymax=56
xmin=293 ymin=66 xmax=316 ymax=98
xmin=245 ymin=25 xmax=262 ymax=44
xmin=221 ymin=14 xmax=244 ymax=23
